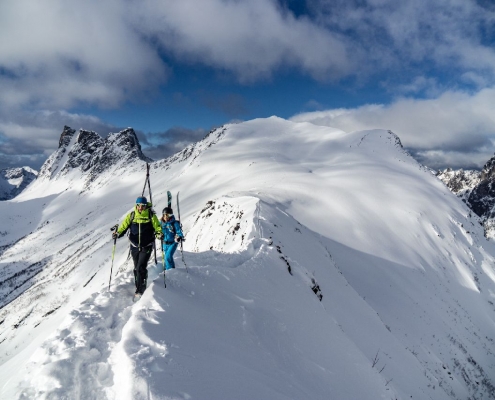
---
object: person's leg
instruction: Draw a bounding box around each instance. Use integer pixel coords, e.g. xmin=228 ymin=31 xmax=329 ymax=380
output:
xmin=165 ymin=243 xmax=178 ymax=270
xmin=136 ymin=247 xmax=152 ymax=294
xmin=131 ymin=247 xmax=140 ymax=293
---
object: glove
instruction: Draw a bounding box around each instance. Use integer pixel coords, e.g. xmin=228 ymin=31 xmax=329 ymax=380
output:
xmin=112 ymin=232 xmax=118 ymax=240
xmin=156 ymin=232 xmax=164 ymax=240
xmin=174 ymin=235 xmax=183 ymax=243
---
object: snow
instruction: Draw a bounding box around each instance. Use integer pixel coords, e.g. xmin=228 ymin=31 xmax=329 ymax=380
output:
xmin=1 ymin=117 xmax=495 ymax=399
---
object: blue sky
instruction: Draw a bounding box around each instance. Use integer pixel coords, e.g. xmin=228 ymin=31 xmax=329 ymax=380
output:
xmin=1 ymin=0 xmax=495 ymax=170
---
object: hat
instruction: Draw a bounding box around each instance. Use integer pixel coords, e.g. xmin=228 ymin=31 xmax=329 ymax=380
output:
xmin=136 ymin=196 xmax=148 ymax=204
xmin=162 ymin=207 xmax=173 ymax=215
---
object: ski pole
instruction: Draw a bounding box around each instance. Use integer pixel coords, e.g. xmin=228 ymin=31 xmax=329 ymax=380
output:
xmin=176 ymin=192 xmax=188 ymax=273
xmin=162 ymin=239 xmax=166 ymax=288
xmin=180 ymin=240 xmax=188 ymax=273
xmin=109 ymin=224 xmax=118 ymax=291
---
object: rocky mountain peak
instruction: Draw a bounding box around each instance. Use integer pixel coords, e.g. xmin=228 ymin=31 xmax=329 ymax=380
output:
xmin=0 ymin=166 xmax=38 ymax=200
xmin=58 ymin=126 xmax=77 ymax=149
xmin=436 ymin=168 xmax=481 ymax=200
xmin=37 ymin=126 xmax=151 ymax=188
xmin=480 ymin=154 xmax=495 ymax=181
xmin=107 ymin=128 xmax=147 ymax=160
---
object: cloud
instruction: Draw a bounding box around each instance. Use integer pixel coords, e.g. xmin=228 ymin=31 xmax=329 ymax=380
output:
xmin=307 ymin=0 xmax=495 ymax=83
xmin=0 ymin=109 xmax=210 ymax=170
xmin=0 ymin=0 xmax=354 ymax=110
xmin=0 ymin=0 xmax=167 ymax=109
xmin=290 ymin=88 xmax=495 ymax=170
xmin=2 ymin=0 xmax=495 ymax=111
xmin=129 ymin=0 xmax=352 ymax=83
xmin=2 ymin=0 xmax=495 ymax=172
xmin=139 ymin=127 xmax=209 ymax=160
xmin=0 ymin=110 xmax=118 ymax=170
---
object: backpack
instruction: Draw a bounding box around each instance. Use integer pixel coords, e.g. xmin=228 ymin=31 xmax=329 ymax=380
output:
xmin=120 ymin=207 xmax=155 ymax=238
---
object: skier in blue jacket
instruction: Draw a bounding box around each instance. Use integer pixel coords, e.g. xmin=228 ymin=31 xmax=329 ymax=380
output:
xmin=160 ymin=207 xmax=184 ymax=270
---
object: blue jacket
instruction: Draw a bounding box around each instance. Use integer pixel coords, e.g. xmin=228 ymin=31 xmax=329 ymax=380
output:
xmin=160 ymin=215 xmax=184 ymax=243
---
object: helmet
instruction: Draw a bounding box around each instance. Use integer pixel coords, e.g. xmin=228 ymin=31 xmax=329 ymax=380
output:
xmin=136 ymin=196 xmax=148 ymax=204
xmin=162 ymin=207 xmax=173 ymax=215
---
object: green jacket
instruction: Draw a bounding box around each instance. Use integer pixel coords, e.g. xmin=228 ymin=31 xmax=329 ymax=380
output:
xmin=117 ymin=204 xmax=162 ymax=247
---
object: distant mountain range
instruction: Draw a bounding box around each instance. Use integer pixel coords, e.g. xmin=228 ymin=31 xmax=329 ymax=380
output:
xmin=8 ymin=126 xmax=495 ymax=246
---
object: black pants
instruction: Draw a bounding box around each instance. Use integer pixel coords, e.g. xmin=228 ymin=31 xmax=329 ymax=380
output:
xmin=131 ymin=245 xmax=152 ymax=294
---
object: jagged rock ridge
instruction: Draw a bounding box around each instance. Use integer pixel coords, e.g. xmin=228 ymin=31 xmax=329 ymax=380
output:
xmin=37 ymin=125 xmax=151 ymax=190
xmin=436 ymin=168 xmax=481 ymax=201
xmin=0 ymin=167 xmax=38 ymax=201
xmin=436 ymin=157 xmax=495 ymax=238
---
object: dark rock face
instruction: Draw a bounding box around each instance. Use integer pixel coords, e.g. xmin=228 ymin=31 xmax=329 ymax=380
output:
xmin=0 ymin=167 xmax=38 ymax=200
xmin=468 ymin=180 xmax=495 ymax=218
xmin=39 ymin=126 xmax=77 ymax=181
xmin=38 ymin=126 xmax=152 ymax=189
xmin=436 ymin=157 xmax=495 ymax=238
xmin=64 ymin=130 xmax=105 ymax=172
xmin=466 ymin=155 xmax=495 ymax=220
xmin=480 ymin=156 xmax=495 ymax=181
xmin=59 ymin=125 xmax=77 ymax=149
xmin=436 ymin=168 xmax=481 ymax=201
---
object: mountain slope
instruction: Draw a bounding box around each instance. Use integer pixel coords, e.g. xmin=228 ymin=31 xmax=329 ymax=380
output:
xmin=1 ymin=117 xmax=495 ymax=399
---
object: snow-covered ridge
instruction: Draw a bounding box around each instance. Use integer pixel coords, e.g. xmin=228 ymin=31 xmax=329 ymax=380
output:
xmin=1 ymin=117 xmax=495 ymax=399
xmin=153 ymin=125 xmax=228 ymax=172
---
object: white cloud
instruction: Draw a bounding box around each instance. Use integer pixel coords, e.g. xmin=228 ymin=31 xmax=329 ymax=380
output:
xmin=290 ymin=88 xmax=495 ymax=169
xmin=0 ymin=0 xmax=167 ymax=109
xmin=127 ymin=0 xmax=352 ymax=82
xmin=0 ymin=110 xmax=118 ymax=158
xmin=1 ymin=0 xmax=495 ymax=172
xmin=309 ymin=0 xmax=495 ymax=81
xmin=1 ymin=0 xmax=495 ymax=110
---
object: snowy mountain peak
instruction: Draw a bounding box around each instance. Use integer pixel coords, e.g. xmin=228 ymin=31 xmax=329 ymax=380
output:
xmin=34 ymin=126 xmax=151 ymax=193
xmin=0 ymin=166 xmax=38 ymax=200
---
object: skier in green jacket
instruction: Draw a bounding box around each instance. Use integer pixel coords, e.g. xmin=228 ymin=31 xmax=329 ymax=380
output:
xmin=112 ymin=196 xmax=163 ymax=297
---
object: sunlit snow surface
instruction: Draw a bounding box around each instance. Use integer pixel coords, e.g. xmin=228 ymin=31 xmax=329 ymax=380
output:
xmin=1 ymin=117 xmax=495 ymax=399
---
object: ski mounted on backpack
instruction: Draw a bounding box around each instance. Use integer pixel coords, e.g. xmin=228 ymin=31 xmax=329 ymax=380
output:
xmin=162 ymin=190 xmax=171 ymax=288
xmin=142 ymin=163 xmax=157 ymax=264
